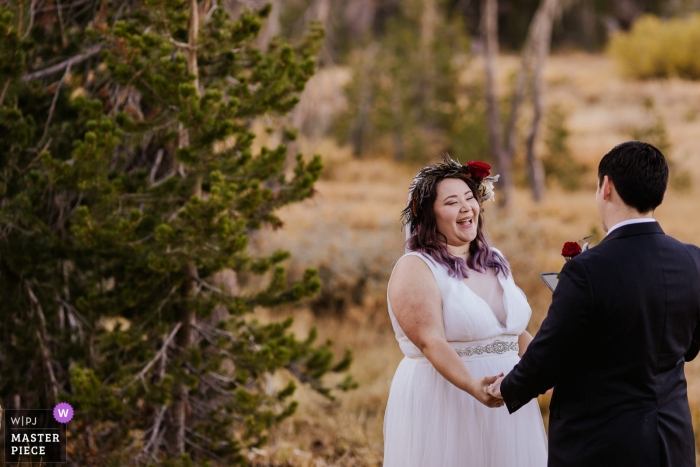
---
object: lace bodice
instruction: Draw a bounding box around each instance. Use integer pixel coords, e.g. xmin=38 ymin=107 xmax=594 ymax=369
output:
xmin=387 ymin=250 xmax=532 ymax=358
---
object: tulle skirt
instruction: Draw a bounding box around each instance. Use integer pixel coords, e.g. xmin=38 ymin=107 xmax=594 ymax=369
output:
xmin=383 ymin=352 xmax=548 ymax=467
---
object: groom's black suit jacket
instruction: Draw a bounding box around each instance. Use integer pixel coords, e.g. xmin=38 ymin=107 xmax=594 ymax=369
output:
xmin=501 ymin=222 xmax=700 ymax=467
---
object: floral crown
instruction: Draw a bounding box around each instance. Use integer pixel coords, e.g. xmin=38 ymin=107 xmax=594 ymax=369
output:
xmin=400 ymin=154 xmax=499 ymax=231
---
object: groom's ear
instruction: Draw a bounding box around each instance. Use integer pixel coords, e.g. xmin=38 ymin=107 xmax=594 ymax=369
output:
xmin=601 ymin=175 xmax=613 ymax=201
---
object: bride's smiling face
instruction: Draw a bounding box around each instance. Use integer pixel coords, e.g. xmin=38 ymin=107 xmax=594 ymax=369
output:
xmin=433 ymin=178 xmax=480 ymax=247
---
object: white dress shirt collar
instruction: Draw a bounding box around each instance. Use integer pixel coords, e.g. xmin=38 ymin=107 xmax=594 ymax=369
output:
xmin=607 ymin=218 xmax=657 ymax=236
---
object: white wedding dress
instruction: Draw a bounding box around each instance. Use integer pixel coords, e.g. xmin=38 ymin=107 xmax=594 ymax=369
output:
xmin=384 ymin=250 xmax=548 ymax=466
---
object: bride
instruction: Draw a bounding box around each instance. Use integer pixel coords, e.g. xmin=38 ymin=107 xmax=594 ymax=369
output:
xmin=384 ymin=156 xmax=547 ymax=466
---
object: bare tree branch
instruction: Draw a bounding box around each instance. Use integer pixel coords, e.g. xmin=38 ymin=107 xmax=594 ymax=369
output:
xmin=149 ymin=149 xmax=165 ymax=184
xmin=19 ymin=138 xmax=52 ymax=175
xmin=136 ymin=285 xmax=179 ymax=331
xmin=141 ymin=405 xmax=167 ymax=457
xmin=193 ymin=320 xmax=240 ymax=343
xmin=56 ymin=0 xmax=68 ymax=47
xmin=0 ymin=78 xmax=10 ymax=106
xmin=44 ymin=70 xmax=65 ymax=136
xmin=27 ymin=283 xmax=59 ymax=405
xmin=183 ymin=435 xmax=227 ymax=463
xmin=23 ymin=45 xmax=103 ymax=82
xmin=121 ymin=322 xmax=182 ymax=392
xmin=36 ymin=0 xmax=93 ymax=13
xmin=22 ymin=0 xmax=38 ymax=39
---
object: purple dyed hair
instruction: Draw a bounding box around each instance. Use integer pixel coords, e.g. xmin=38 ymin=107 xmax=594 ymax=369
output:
xmin=405 ymin=175 xmax=510 ymax=279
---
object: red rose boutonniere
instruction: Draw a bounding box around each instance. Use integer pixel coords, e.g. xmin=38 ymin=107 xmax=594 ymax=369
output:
xmin=554 ymin=237 xmax=592 ymax=280
xmin=543 ymin=237 xmax=592 ymax=291
xmin=561 ymin=241 xmax=582 ymax=261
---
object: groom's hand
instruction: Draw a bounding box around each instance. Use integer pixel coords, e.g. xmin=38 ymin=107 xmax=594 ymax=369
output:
xmin=487 ymin=376 xmax=505 ymax=400
xmin=468 ymin=373 xmax=505 ymax=408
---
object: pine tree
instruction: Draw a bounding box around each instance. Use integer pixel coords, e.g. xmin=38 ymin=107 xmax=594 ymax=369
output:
xmin=0 ymin=2 xmax=354 ymax=465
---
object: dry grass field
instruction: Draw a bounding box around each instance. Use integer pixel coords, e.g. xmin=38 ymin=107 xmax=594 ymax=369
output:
xmin=244 ymin=53 xmax=700 ymax=466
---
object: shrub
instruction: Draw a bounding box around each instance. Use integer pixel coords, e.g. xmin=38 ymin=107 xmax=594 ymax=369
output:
xmin=630 ymin=98 xmax=692 ymax=192
xmin=542 ymin=104 xmax=586 ymax=191
xmin=608 ymin=14 xmax=700 ymax=80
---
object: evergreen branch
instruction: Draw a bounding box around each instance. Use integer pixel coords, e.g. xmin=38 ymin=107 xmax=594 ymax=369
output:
xmin=121 ymin=322 xmax=182 ymax=393
xmin=22 ymin=45 xmax=103 ymax=82
xmin=285 ymin=363 xmax=329 ymax=398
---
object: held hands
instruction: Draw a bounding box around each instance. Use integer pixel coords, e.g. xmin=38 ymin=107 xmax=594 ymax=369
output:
xmin=487 ymin=376 xmax=553 ymax=403
xmin=468 ymin=373 xmax=505 ymax=408
xmin=488 ymin=375 xmax=505 ymax=400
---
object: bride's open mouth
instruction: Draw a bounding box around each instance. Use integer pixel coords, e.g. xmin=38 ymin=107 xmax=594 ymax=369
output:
xmin=457 ymin=217 xmax=474 ymax=227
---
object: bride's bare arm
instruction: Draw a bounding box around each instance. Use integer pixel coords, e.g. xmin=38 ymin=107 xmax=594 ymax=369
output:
xmin=389 ymin=256 xmax=503 ymax=408
xmin=518 ymin=331 xmax=534 ymax=358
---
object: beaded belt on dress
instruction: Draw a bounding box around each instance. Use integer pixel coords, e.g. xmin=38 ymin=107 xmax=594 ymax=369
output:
xmin=403 ymin=336 xmax=519 ymax=360
xmin=454 ymin=339 xmax=518 ymax=357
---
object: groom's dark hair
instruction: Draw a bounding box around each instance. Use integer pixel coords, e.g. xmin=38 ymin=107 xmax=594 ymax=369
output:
xmin=598 ymin=141 xmax=669 ymax=213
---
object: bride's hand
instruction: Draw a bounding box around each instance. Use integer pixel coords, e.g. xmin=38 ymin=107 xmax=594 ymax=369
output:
xmin=487 ymin=375 xmax=505 ymax=399
xmin=468 ymin=373 xmax=505 ymax=408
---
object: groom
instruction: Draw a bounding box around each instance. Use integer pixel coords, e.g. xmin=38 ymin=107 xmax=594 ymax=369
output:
xmin=490 ymin=141 xmax=700 ymax=466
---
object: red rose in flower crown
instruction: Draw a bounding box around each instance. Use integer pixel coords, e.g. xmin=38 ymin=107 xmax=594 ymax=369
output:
xmin=467 ymin=161 xmax=491 ymax=179
xmin=561 ymin=241 xmax=582 ymax=260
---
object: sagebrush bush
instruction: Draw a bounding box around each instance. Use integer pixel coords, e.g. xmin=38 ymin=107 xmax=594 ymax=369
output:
xmin=629 ymin=97 xmax=693 ymax=192
xmin=542 ymin=104 xmax=586 ymax=191
xmin=608 ymin=14 xmax=700 ymax=80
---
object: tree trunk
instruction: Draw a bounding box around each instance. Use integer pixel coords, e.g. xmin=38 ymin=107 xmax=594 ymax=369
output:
xmin=349 ymin=44 xmax=378 ymax=157
xmin=165 ymin=0 xmax=200 ymax=456
xmin=311 ymin=0 xmax=333 ymax=63
xmin=390 ymin=84 xmax=404 ymax=162
xmin=166 ymin=261 xmax=197 ymax=455
xmin=481 ymin=0 xmax=512 ymax=207
xmin=419 ymin=0 xmax=437 ymax=117
xmin=344 ymin=0 xmax=376 ymax=38
xmin=580 ymin=0 xmax=596 ymax=50
xmin=525 ymin=0 xmax=559 ymax=202
xmin=255 ymin=0 xmax=280 ymax=50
